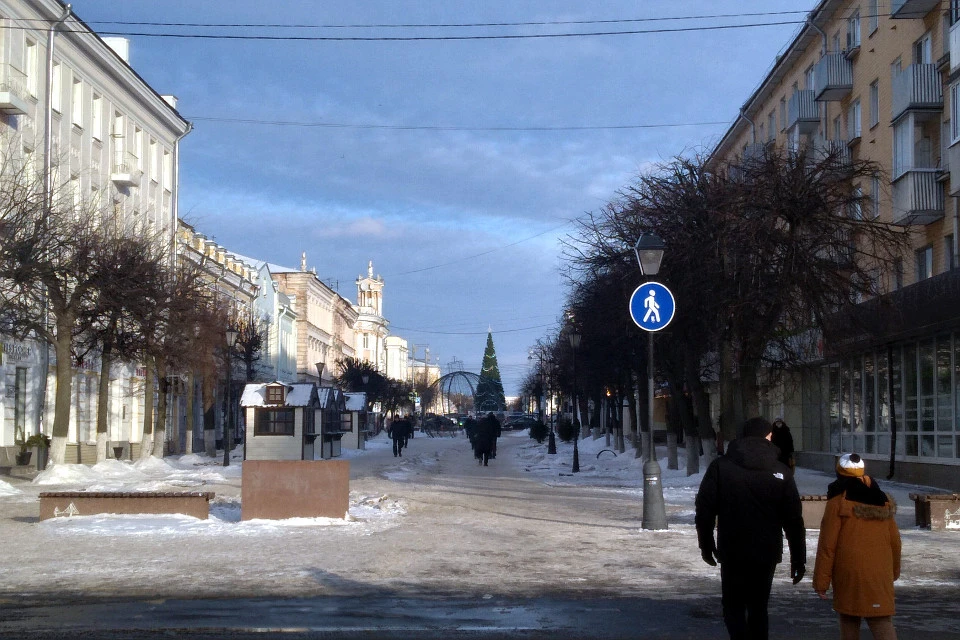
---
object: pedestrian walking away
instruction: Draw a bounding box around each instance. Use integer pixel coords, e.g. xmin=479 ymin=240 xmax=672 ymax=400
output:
xmin=770 ymin=417 xmax=794 ymax=469
xmin=695 ymin=416 xmax=806 ymax=640
xmin=472 ymin=413 xmax=500 ymax=466
xmin=388 ymin=418 xmax=411 ymax=457
xmin=813 ymin=453 xmax=901 ymax=640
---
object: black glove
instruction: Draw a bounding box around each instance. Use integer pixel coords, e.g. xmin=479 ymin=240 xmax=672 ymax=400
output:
xmin=791 ymin=564 xmax=805 ymax=584
xmin=701 ymin=548 xmax=718 ymax=566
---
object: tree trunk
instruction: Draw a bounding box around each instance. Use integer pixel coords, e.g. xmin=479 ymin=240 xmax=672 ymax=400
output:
xmin=618 ymin=396 xmax=628 ymax=454
xmin=202 ymin=373 xmax=216 ymax=457
xmin=140 ymin=359 xmax=155 ymax=459
xmin=686 ymin=351 xmax=716 ymax=470
xmin=719 ymin=338 xmax=739 ymax=442
xmin=739 ymin=358 xmax=761 ymax=420
xmin=153 ymin=362 xmax=169 ymax=458
xmin=633 ymin=377 xmax=642 ymax=459
xmin=49 ymin=318 xmax=75 ymax=466
xmin=184 ymin=372 xmax=195 ymax=454
xmin=95 ymin=347 xmax=112 ymax=463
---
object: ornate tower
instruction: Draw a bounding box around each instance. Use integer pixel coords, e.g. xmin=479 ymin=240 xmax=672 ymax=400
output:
xmin=355 ymin=261 xmax=388 ymax=371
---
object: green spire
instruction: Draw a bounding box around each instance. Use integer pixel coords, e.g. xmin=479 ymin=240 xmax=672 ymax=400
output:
xmin=475 ymin=331 xmax=505 ymax=412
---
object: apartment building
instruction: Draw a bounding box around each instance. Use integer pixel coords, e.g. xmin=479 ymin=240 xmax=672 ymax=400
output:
xmin=0 ymin=1 xmax=189 ymax=463
xmin=713 ymin=0 xmax=960 ymax=487
xmin=385 ymin=336 xmax=410 ymax=383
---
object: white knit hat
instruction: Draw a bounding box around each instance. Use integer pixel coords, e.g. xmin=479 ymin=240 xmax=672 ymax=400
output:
xmin=837 ymin=453 xmax=865 ymax=477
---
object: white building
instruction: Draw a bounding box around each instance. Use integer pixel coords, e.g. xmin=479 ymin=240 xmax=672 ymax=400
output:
xmin=354 ymin=261 xmax=388 ymax=373
xmin=384 ymin=336 xmax=410 ymax=383
xmin=238 ymin=258 xmax=298 ymax=384
xmin=0 ymin=1 xmax=190 ymax=463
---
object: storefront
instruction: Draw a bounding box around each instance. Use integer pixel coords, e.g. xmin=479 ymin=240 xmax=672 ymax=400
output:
xmin=0 ymin=337 xmax=45 ymax=459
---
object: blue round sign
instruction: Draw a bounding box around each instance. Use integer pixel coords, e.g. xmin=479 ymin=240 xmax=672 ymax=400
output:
xmin=629 ymin=282 xmax=676 ymax=332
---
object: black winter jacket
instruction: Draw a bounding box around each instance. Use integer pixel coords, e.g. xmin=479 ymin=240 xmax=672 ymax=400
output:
xmin=695 ymin=436 xmax=806 ymax=567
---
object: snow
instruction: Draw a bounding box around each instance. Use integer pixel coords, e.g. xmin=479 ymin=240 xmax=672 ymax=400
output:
xmin=1 ymin=427 xmax=957 ymax=603
xmin=240 ymin=382 xmax=316 ymax=407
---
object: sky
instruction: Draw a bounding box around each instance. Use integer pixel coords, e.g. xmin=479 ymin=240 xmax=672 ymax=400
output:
xmin=66 ymin=1 xmax=810 ymax=394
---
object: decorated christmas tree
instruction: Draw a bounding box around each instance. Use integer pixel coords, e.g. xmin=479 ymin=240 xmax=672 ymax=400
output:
xmin=475 ymin=331 xmax=505 ymax=412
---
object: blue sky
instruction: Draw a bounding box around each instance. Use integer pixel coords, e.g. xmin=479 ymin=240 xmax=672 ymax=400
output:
xmin=69 ymin=1 xmax=806 ymax=394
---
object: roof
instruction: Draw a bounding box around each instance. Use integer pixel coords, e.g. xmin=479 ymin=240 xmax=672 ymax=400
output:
xmin=240 ymin=383 xmax=317 ymax=407
xmin=344 ymin=393 xmax=367 ymax=412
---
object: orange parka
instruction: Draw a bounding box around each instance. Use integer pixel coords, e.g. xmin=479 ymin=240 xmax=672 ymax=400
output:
xmin=812 ymin=476 xmax=901 ymax=617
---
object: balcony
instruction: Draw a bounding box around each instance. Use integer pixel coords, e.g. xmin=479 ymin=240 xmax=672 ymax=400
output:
xmin=891 ymin=169 xmax=944 ymax=225
xmin=111 ymin=148 xmax=142 ymax=187
xmin=890 ymin=0 xmax=940 ymax=19
xmin=815 ymin=139 xmax=852 ymax=165
xmin=814 ymin=54 xmax=853 ymax=101
xmin=787 ymin=89 xmax=820 ymax=135
xmin=892 ymin=64 xmax=942 ymax=123
xmin=0 ymin=65 xmax=30 ymax=115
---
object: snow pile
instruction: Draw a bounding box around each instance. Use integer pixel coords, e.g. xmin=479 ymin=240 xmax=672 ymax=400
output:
xmin=33 ymin=451 xmax=242 ymax=491
xmin=0 ymin=478 xmax=22 ymax=496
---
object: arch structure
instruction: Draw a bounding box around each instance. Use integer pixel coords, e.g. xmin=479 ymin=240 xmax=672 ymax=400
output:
xmin=429 ymin=371 xmax=481 ymax=416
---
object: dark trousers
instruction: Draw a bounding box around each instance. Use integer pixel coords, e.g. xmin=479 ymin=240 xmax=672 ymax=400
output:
xmin=393 ymin=438 xmax=404 ymax=456
xmin=720 ymin=561 xmax=777 ymax=640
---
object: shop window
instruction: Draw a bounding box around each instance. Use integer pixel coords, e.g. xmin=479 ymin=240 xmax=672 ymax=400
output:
xmin=265 ymin=385 xmax=285 ymax=404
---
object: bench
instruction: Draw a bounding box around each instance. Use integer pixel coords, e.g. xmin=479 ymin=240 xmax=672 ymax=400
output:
xmin=39 ymin=491 xmax=215 ymax=520
xmin=800 ymin=495 xmax=828 ymax=529
xmin=909 ymin=493 xmax=960 ymax=531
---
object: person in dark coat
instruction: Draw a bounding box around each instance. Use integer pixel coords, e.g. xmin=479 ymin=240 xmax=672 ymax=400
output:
xmin=388 ymin=418 xmax=410 ymax=457
xmin=695 ymin=416 xmax=806 ymax=640
xmin=473 ymin=413 xmax=500 ymax=466
xmin=770 ymin=418 xmax=795 ymax=469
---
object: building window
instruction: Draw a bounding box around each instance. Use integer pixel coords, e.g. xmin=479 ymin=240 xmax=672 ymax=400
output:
xmin=265 ymin=385 xmax=286 ymax=404
xmin=869 ymin=0 xmax=879 ymax=33
xmin=71 ymin=77 xmax=83 ymax=128
xmin=952 ymin=0 xmax=960 ymax=25
xmin=779 ymin=97 xmax=786 ymax=132
xmin=870 ymin=175 xmax=881 ymax=219
xmin=952 ymin=84 xmax=960 ymax=144
xmin=767 ymin=111 xmax=775 ymax=141
xmin=805 ymin=64 xmax=816 ymax=90
xmin=254 ymin=408 xmax=295 ymax=436
xmin=946 ymin=235 xmax=955 ymax=271
xmin=851 ymin=185 xmax=863 ymax=220
xmin=51 ymin=61 xmax=61 ymax=112
xmin=847 ymin=99 xmax=862 ymax=140
xmin=869 ymin=80 xmax=879 ymax=128
xmin=892 ymin=118 xmax=911 ymax=178
xmin=847 ymin=10 xmax=861 ymax=50
xmin=25 ymin=39 xmax=38 ymax=96
xmin=91 ymin=93 xmax=102 ymax=140
xmin=893 ymin=259 xmax=904 ymax=290
xmin=916 ymin=245 xmax=933 ymax=281
xmin=914 ymin=32 xmax=932 ymax=64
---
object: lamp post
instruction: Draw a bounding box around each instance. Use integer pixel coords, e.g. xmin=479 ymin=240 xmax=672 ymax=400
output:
xmin=569 ymin=331 xmax=581 ymax=473
xmin=634 ymin=233 xmax=668 ymax=530
xmin=315 ymin=361 xmax=325 ymax=385
xmin=224 ymin=327 xmax=239 ymax=467
xmin=529 ymin=347 xmax=556 ymax=454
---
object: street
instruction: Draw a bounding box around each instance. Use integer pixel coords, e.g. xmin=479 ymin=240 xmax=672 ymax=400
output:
xmin=1 ymin=431 xmax=958 ymax=639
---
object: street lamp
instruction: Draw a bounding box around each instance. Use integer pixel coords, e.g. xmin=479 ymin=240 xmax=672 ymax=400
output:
xmin=223 ymin=327 xmax=239 ymax=468
xmin=569 ymin=331 xmax=581 ymax=473
xmin=635 ymin=233 xmax=668 ymax=531
xmin=315 ymin=361 xmax=325 ymax=384
xmin=529 ymin=348 xmax=555 ymax=454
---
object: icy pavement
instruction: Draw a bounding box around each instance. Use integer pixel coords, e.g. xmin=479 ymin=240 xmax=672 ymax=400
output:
xmin=0 ymin=430 xmax=957 ymax=608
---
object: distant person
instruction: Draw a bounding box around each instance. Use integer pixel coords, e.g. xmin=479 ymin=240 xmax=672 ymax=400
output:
xmin=770 ymin=418 xmax=795 ymax=469
xmin=813 ymin=453 xmax=901 ymax=640
xmin=388 ymin=418 xmax=410 ymax=457
xmin=473 ymin=413 xmax=500 ymax=466
xmin=695 ymin=416 xmax=806 ymax=640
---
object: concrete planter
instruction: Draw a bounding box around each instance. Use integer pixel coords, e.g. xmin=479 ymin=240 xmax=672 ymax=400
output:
xmin=910 ymin=493 xmax=960 ymax=531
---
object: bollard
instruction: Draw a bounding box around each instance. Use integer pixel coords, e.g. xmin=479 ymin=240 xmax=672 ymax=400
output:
xmin=642 ymin=458 xmax=668 ymax=530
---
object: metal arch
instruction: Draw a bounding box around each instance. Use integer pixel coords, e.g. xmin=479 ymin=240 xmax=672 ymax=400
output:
xmin=429 ymin=371 xmax=481 ymax=415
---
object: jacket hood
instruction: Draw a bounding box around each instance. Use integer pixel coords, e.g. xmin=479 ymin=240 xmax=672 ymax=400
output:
xmin=725 ymin=436 xmax=780 ymax=471
xmin=827 ymin=475 xmax=889 ymax=506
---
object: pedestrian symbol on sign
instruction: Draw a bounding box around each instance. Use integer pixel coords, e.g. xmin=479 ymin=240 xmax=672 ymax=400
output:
xmin=629 ymin=282 xmax=675 ymax=332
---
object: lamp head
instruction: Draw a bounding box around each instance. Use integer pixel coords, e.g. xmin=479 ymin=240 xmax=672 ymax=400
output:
xmin=634 ymin=233 xmax=666 ymax=277
xmin=225 ymin=327 xmax=239 ymax=348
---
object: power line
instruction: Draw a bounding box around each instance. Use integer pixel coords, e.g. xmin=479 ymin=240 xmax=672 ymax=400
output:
xmin=73 ymin=10 xmax=811 ymax=30
xmin=390 ymin=323 xmax=554 ymax=336
xmin=186 ymin=116 xmax=730 ymax=131
xmin=0 ymin=19 xmax=804 ymax=42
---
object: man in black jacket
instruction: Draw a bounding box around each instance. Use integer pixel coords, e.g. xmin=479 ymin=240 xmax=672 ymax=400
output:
xmin=695 ymin=416 xmax=806 ymax=640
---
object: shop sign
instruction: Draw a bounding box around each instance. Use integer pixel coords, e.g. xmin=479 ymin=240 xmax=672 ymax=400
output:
xmin=1 ymin=341 xmax=36 ymax=364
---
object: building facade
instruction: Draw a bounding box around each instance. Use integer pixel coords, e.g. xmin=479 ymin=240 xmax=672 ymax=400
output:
xmin=270 ymin=253 xmax=358 ymax=386
xmin=354 ymin=261 xmax=388 ymax=373
xmin=0 ymin=1 xmax=190 ymax=463
xmin=713 ymin=0 xmax=960 ymax=488
xmin=385 ymin=336 xmax=410 ymax=382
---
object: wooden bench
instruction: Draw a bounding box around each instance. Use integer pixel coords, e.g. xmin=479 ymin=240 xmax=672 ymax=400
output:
xmin=39 ymin=491 xmax=215 ymax=520
xmin=909 ymin=493 xmax=960 ymax=531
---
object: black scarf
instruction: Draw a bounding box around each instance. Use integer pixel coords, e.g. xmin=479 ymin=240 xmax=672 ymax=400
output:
xmin=826 ymin=475 xmax=889 ymax=506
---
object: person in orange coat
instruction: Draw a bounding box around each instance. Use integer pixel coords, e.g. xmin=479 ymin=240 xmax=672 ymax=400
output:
xmin=813 ymin=453 xmax=902 ymax=640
